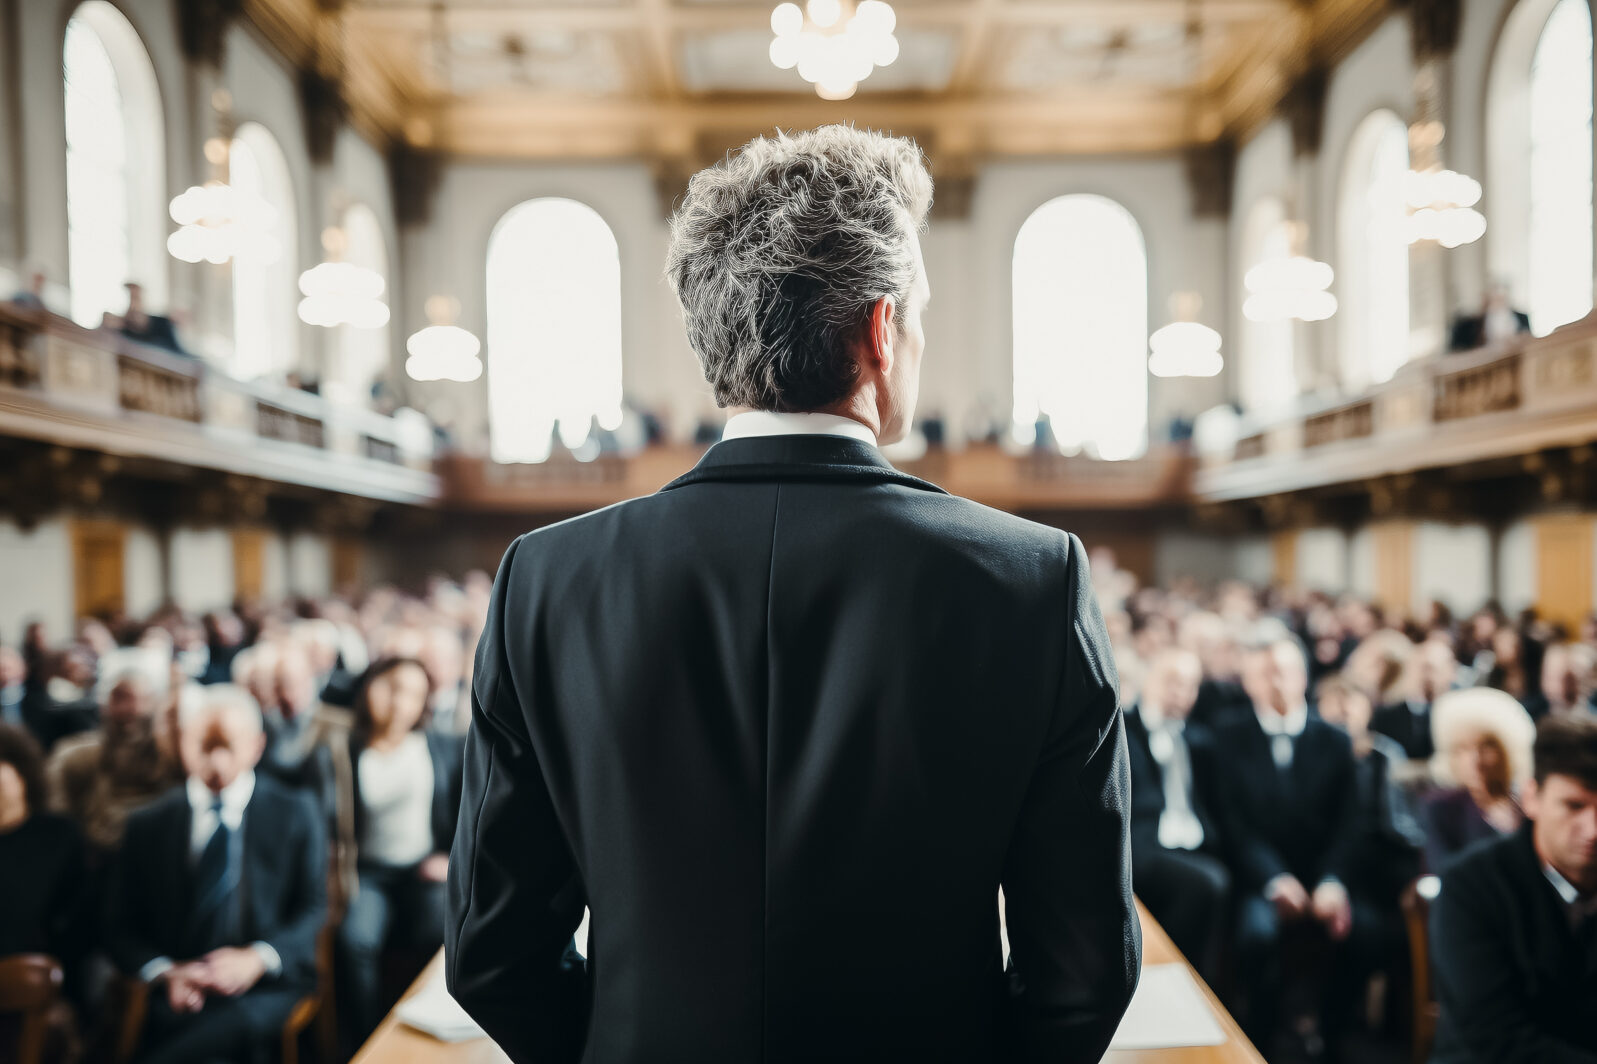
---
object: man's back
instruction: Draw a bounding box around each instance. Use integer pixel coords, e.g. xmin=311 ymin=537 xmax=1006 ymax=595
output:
xmin=447 ymin=435 xmax=1138 ymax=1063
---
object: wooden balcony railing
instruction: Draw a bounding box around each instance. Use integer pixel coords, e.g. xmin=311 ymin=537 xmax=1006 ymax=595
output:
xmin=0 ymin=302 xmax=439 ymax=505
xmin=1195 ymin=315 xmax=1597 ymax=502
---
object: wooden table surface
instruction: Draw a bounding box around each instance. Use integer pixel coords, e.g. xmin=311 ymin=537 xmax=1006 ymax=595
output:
xmin=352 ymin=903 xmax=1263 ymax=1064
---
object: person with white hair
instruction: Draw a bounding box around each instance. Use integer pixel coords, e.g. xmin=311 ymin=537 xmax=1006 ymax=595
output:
xmin=1421 ymin=686 xmax=1537 ymax=873
xmin=446 ymin=125 xmax=1139 ymax=1063
xmin=105 ymin=683 xmax=327 ymax=1064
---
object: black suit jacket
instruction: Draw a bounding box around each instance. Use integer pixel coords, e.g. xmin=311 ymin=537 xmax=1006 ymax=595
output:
xmin=1429 ymin=825 xmax=1597 ymax=1063
xmin=1124 ymin=706 xmax=1222 ymax=859
xmin=1213 ymin=712 xmax=1361 ymax=892
xmin=446 ymin=435 xmax=1139 ymax=1064
xmin=106 ymin=774 xmax=327 ymax=991
xmin=1370 ymin=700 xmax=1434 ymax=760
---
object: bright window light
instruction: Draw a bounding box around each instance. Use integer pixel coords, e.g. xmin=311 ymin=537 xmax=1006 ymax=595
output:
xmin=486 ymin=199 xmax=624 ymax=463
xmin=1528 ymin=0 xmax=1593 ymax=336
xmin=229 ymin=124 xmax=298 ymax=380
xmin=1012 ymin=194 xmax=1148 ymax=461
xmin=1338 ymin=109 xmax=1410 ymax=388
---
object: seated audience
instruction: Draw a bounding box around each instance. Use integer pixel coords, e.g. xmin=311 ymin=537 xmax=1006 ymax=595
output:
xmin=1521 ymin=640 xmax=1597 ymax=721
xmin=0 ymin=724 xmax=87 ymax=963
xmin=47 ymin=655 xmax=182 ymax=855
xmin=1371 ymin=636 xmax=1460 ymax=761
xmin=1125 ymin=646 xmax=1229 ymax=981
xmin=7 ymin=267 xmax=48 ymax=311
xmin=105 ymin=685 xmax=327 ymax=1064
xmin=1422 ymin=688 xmax=1536 ymax=873
xmin=327 ymin=657 xmax=464 ymax=1051
xmin=1428 ymin=715 xmax=1597 ymax=1063
xmin=1447 ymin=283 xmax=1532 ymax=352
xmin=1215 ymin=627 xmax=1363 ymax=1061
xmin=0 ymin=646 xmax=25 ymax=728
xmin=109 ymin=282 xmax=188 ymax=356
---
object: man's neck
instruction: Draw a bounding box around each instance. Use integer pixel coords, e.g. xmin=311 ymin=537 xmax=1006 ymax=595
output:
xmin=1537 ymin=837 xmax=1597 ymax=895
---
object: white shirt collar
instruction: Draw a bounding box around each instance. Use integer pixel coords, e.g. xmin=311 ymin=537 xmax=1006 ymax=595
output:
xmin=721 ymin=411 xmax=877 ymax=447
xmin=1544 ymin=862 xmax=1583 ymax=906
xmin=187 ymin=770 xmax=256 ymax=823
xmin=1256 ymin=702 xmax=1309 ymax=737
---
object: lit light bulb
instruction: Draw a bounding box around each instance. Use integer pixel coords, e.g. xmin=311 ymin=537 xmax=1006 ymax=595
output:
xmin=771 ymin=2 xmax=803 ymax=37
xmin=807 ymin=0 xmax=841 ymax=29
xmin=769 ymin=34 xmax=800 ymax=69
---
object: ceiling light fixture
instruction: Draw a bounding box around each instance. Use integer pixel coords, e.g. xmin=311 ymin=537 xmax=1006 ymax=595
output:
xmin=406 ymin=296 xmax=483 ymax=383
xmin=1404 ymin=62 xmax=1486 ymax=248
xmin=1149 ymin=292 xmax=1224 ymax=378
xmin=1243 ymin=221 xmax=1338 ymax=322
xmin=770 ymin=1 xmax=898 ymax=100
xmin=298 ymin=226 xmax=390 ymax=329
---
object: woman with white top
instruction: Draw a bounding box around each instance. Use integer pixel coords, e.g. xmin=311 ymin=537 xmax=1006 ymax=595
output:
xmin=330 ymin=656 xmax=464 ymax=1051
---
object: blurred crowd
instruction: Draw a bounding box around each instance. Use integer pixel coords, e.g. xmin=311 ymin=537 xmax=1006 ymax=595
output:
xmin=1091 ymin=549 xmax=1597 ymax=1063
xmin=0 ymin=572 xmax=492 ymax=1063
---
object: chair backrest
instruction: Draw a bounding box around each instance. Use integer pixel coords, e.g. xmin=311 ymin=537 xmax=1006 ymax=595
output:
xmin=1402 ymin=874 xmax=1443 ymax=1064
xmin=0 ymin=954 xmax=64 ymax=1064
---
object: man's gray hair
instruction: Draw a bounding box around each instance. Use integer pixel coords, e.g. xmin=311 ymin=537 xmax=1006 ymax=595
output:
xmin=177 ymin=682 xmax=264 ymax=738
xmin=665 ymin=124 xmax=933 ymax=412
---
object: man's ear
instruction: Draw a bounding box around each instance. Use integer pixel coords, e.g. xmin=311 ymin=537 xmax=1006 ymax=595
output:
xmin=1521 ymin=776 xmax=1541 ymax=819
xmin=867 ymin=296 xmax=897 ymax=375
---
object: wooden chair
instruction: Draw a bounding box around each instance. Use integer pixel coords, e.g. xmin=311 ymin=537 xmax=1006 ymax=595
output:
xmin=0 ymin=955 xmax=65 ymax=1064
xmin=1401 ymin=874 xmax=1442 ymax=1064
xmin=106 ymin=929 xmax=335 ymax=1064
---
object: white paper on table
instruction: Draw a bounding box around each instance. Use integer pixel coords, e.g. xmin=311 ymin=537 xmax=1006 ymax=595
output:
xmin=396 ymin=972 xmax=486 ymax=1043
xmin=1107 ymin=963 xmax=1227 ymax=1050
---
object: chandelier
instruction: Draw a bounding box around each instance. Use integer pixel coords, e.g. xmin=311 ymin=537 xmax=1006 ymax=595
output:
xmin=1149 ymin=292 xmax=1224 ymax=378
xmin=1404 ymin=63 xmax=1485 ymax=248
xmin=769 ymin=1 xmax=899 ymax=101
xmin=1243 ymin=221 xmax=1337 ymax=323
xmin=406 ymin=297 xmax=483 ymax=383
xmin=297 ymin=227 xmax=389 ymax=329
xmin=167 ymin=133 xmax=278 ymax=265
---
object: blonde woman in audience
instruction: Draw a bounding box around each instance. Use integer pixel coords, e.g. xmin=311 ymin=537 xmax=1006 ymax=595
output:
xmin=1421 ymin=687 xmax=1536 ymax=872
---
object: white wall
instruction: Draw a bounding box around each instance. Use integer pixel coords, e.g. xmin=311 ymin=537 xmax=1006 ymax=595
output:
xmin=1413 ymin=521 xmax=1494 ymax=612
xmin=0 ymin=518 xmax=73 ymax=644
xmin=287 ymin=532 xmax=331 ymax=597
xmin=124 ymin=525 xmax=164 ymax=617
xmin=167 ymin=527 xmax=233 ymax=611
xmin=1296 ymin=526 xmax=1350 ymax=591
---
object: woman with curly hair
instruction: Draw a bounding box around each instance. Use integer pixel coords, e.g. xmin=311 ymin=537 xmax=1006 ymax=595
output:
xmin=1421 ymin=687 xmax=1537 ymax=872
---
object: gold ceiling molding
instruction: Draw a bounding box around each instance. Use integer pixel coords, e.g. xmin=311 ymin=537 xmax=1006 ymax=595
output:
xmin=240 ymin=0 xmax=1395 ymax=173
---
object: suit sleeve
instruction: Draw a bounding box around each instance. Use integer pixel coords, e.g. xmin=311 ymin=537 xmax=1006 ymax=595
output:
xmin=1217 ymin=757 xmax=1291 ymax=892
xmin=1000 ymin=532 xmax=1140 ymax=1062
xmin=446 ymin=535 xmax=589 ymax=1064
xmin=103 ymin=810 xmax=163 ymax=976
xmin=261 ymin=790 xmax=328 ymax=986
xmin=1431 ymin=864 xmax=1597 ymax=1064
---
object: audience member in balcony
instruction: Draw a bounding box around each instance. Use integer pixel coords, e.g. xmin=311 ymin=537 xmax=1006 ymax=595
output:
xmin=7 ymin=267 xmax=48 ymax=312
xmin=1371 ymin=636 xmax=1461 ymax=761
xmin=1125 ymin=646 xmax=1230 ymax=982
xmin=328 ymin=656 xmax=464 ymax=1051
xmin=1521 ymin=640 xmax=1597 ymax=721
xmin=1421 ymin=688 xmax=1537 ymax=873
xmin=1214 ymin=626 xmax=1363 ymax=1060
xmin=1447 ymin=283 xmax=1532 ymax=352
xmin=109 ymin=282 xmax=188 ymax=357
xmin=0 ymin=646 xmax=26 ymax=730
xmin=0 ymin=724 xmax=88 ymax=964
xmin=105 ymin=684 xmax=327 ymax=1064
xmin=1427 ymin=715 xmax=1597 ymax=1064
xmin=46 ymin=651 xmax=182 ymax=855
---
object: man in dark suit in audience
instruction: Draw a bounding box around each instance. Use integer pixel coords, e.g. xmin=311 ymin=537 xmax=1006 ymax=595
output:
xmin=1372 ymin=637 xmax=1458 ymax=760
xmin=446 ymin=125 xmax=1140 ymax=1064
xmin=107 ymin=684 xmax=326 ymax=1064
xmin=1216 ymin=626 xmax=1363 ymax=1061
xmin=1126 ymin=646 xmax=1229 ymax=981
xmin=1429 ymin=715 xmax=1597 ymax=1064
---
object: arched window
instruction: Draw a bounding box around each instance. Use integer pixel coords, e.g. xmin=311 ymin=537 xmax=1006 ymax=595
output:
xmin=485 ymin=198 xmax=623 ymax=463
xmin=228 ymin=122 xmax=298 ymax=381
xmin=1238 ymin=196 xmax=1297 ymax=413
xmin=328 ymin=203 xmax=389 ymax=404
xmin=1337 ymin=109 xmax=1410 ymax=389
xmin=63 ymin=2 xmax=165 ymax=328
xmin=1488 ymin=0 xmax=1594 ymax=336
xmin=1011 ymin=194 xmax=1147 ymax=461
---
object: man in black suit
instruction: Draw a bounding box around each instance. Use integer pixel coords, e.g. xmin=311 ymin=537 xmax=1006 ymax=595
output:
xmin=1216 ymin=627 xmax=1363 ymax=1060
xmin=1429 ymin=715 xmax=1597 ymax=1063
xmin=1126 ymin=646 xmax=1229 ymax=981
xmin=1371 ymin=637 xmax=1458 ymax=761
xmin=107 ymin=684 xmax=326 ymax=1064
xmin=445 ymin=125 xmax=1140 ymax=1064
xmin=1448 ymin=283 xmax=1532 ymax=352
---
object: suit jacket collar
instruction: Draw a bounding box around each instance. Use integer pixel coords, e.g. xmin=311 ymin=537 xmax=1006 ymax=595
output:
xmin=659 ymin=435 xmax=949 ymax=496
